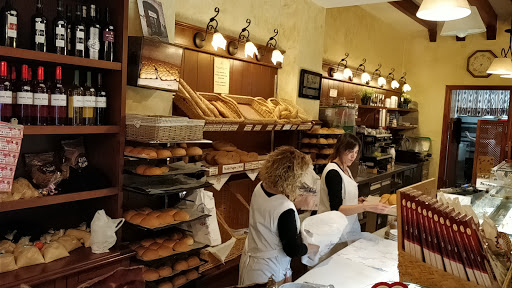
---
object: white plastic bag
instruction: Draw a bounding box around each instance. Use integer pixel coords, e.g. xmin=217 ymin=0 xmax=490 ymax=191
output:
xmin=294 ymin=165 xmax=320 ymax=211
xmin=179 ymin=189 xmax=221 ymax=246
xmin=90 ymin=210 xmax=125 ymax=254
xmin=300 ymin=211 xmax=348 ymax=266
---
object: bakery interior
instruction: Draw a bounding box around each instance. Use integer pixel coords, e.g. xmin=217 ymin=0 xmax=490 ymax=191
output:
xmin=3 ymin=0 xmax=512 ymax=287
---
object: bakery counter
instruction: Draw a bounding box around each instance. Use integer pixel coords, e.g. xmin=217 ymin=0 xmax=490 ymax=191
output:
xmin=355 ymin=163 xmax=419 ymax=185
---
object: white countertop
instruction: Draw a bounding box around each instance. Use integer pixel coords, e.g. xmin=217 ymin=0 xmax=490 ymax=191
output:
xmin=295 ymin=233 xmax=399 ymax=288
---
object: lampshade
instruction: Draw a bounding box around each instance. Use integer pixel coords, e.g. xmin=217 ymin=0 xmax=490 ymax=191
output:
xmin=417 ymin=0 xmax=471 ymax=21
xmin=244 ymin=41 xmax=258 ymax=58
xmin=361 ymin=72 xmax=371 ymax=85
xmin=271 ymin=49 xmax=284 ymax=65
xmin=487 ymin=58 xmax=512 ymax=75
xmin=378 ymin=77 xmax=386 ymax=88
xmin=391 ymin=80 xmax=399 ymax=89
xmin=343 ymin=68 xmax=353 ymax=81
xmin=211 ymin=31 xmax=227 ymax=51
xmin=402 ymin=83 xmax=411 ymax=92
xmin=333 ymin=71 xmax=343 ymax=80
xmin=440 ymin=6 xmax=485 ymax=38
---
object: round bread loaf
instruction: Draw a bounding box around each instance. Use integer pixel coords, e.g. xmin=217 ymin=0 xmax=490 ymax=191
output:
xmin=185 ymin=269 xmax=199 ymax=280
xmin=130 ymin=147 xmax=145 ymax=155
xmin=135 ymin=246 xmax=147 ymax=256
xmin=205 ymin=151 xmax=219 ymax=165
xmin=170 ymin=231 xmax=183 ymax=240
xmin=173 ymin=260 xmax=188 ymax=271
xmin=157 ymin=213 xmax=175 ymax=225
xmin=149 ymin=242 xmax=162 ymax=250
xmin=143 ymin=167 xmax=163 ymax=176
xmin=240 ymin=152 xmax=258 ymax=163
xmin=162 ymin=239 xmax=177 ymax=248
xmin=157 ymin=149 xmax=173 ymax=158
xmin=380 ymin=194 xmax=391 ymax=203
xmin=318 ymin=138 xmax=328 ymax=144
xmin=158 ymin=266 xmax=173 ymax=277
xmin=157 ymin=244 xmax=174 ymax=257
xmin=135 ymin=165 xmax=149 ymax=175
xmin=214 ymin=151 xmax=240 ymax=165
xmin=141 ymin=215 xmax=161 ymax=228
xmin=124 ymin=146 xmax=134 ymax=154
xmin=388 ymin=194 xmax=397 ymax=205
xmin=140 ymin=238 xmax=155 ymax=247
xmin=172 ymin=275 xmax=188 ymax=287
xmin=143 ymin=268 xmax=160 ymax=281
xmin=179 ymin=143 xmax=188 ymax=148
xmin=186 ymin=147 xmax=202 ymax=156
xmin=147 ymin=211 xmax=161 ymax=217
xmin=319 ymin=128 xmax=329 ymax=134
xmin=129 ymin=213 xmax=146 ymax=224
xmin=300 ymin=148 xmax=310 ymax=153
xmin=187 ymin=256 xmax=201 ymax=267
xmin=310 ymin=128 xmax=321 ymax=134
xmin=327 ymin=138 xmax=337 ymax=144
xmin=143 ymin=149 xmax=158 ymax=159
xmin=301 ymin=138 xmax=311 ymax=143
xmin=309 ymin=138 xmax=318 ymax=144
xmin=123 ymin=210 xmax=137 ymax=221
xmin=145 ymin=146 xmax=158 ymax=151
xmin=212 ymin=141 xmax=237 ymax=151
xmin=170 ymin=148 xmax=187 ymax=157
xmin=174 ymin=211 xmax=190 ymax=221
xmin=182 ymin=235 xmax=194 ymax=245
xmin=139 ymin=207 xmax=152 ymax=214
xmin=233 ymin=149 xmax=247 ymax=157
xmin=159 ymin=166 xmax=170 ymax=173
xmin=162 ymin=208 xmax=178 ymax=215
xmin=141 ymin=249 xmax=160 ymax=261
xmin=173 ymin=240 xmax=191 ymax=252
xmin=158 ymin=282 xmax=174 ymax=288
xmin=310 ymin=148 xmax=320 ymax=153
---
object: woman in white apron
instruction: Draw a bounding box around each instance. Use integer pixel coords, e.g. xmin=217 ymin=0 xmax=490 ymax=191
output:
xmin=239 ymin=146 xmax=316 ymax=286
xmin=318 ymin=133 xmax=389 ymax=257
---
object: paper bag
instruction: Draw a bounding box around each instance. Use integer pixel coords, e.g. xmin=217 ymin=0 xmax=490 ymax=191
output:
xmin=179 ymin=189 xmax=221 ymax=246
xmin=90 ymin=210 xmax=124 ymax=254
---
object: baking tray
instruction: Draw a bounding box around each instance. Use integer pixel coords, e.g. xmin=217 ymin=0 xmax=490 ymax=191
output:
xmin=133 ymin=242 xmax=208 ymax=265
xmin=126 ymin=211 xmax=210 ymax=231
xmin=123 ymin=173 xmax=209 ymax=195
xmin=124 ymin=154 xmax=203 ymax=160
xmin=125 ymin=163 xmax=207 ymax=176
xmin=145 ymin=262 xmax=205 ymax=283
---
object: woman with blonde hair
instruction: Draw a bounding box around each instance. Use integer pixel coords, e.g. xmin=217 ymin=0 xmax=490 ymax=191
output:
xmin=239 ymin=146 xmax=316 ymax=286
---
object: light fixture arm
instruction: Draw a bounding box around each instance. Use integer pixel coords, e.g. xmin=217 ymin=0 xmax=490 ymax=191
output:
xmin=334 ymin=53 xmax=350 ymax=73
xmin=373 ymin=64 xmax=382 ymax=78
xmin=237 ymin=19 xmax=252 ymax=46
xmin=386 ymin=68 xmax=396 ymax=81
xmin=399 ymin=72 xmax=407 ymax=83
xmin=356 ymin=58 xmax=367 ymax=74
xmin=260 ymin=29 xmax=279 ymax=58
xmin=502 ymin=18 xmax=512 ymax=58
xmin=201 ymin=7 xmax=220 ymax=41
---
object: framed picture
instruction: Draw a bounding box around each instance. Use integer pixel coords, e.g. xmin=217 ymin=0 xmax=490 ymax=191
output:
xmin=137 ymin=0 xmax=169 ymax=43
xmin=298 ymin=69 xmax=322 ymax=100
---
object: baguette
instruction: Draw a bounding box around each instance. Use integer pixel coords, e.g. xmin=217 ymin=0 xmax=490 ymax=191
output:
xmin=198 ymin=94 xmax=222 ymax=118
xmin=179 ymin=80 xmax=213 ymax=117
xmin=211 ymin=101 xmax=233 ymax=118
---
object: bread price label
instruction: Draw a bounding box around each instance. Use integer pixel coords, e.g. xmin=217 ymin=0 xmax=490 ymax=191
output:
xmin=214 ymin=124 xmax=223 ymax=131
xmin=291 ymin=125 xmax=298 ymax=130
xmin=283 ymin=124 xmax=292 ymax=130
xmin=245 ymin=161 xmax=260 ymax=170
xmin=275 ymin=125 xmax=283 ymax=130
xmin=244 ymin=125 xmax=253 ymax=131
xmin=266 ymin=125 xmax=274 ymax=131
xmin=229 ymin=124 xmax=239 ymax=131
xmin=207 ymin=166 xmax=218 ymax=176
xmin=298 ymin=124 xmax=312 ymax=130
xmin=222 ymin=163 xmax=244 ymax=174
xmin=253 ymin=125 xmax=262 ymax=131
xmin=204 ymin=124 xmax=216 ymax=132
xmin=221 ymin=125 xmax=231 ymax=131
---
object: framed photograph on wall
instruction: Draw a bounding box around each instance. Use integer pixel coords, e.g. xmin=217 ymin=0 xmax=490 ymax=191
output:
xmin=298 ymin=69 xmax=322 ymax=100
xmin=137 ymin=0 xmax=169 ymax=43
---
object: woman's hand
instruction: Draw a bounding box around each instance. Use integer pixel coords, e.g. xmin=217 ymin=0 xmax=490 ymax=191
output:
xmin=362 ymin=202 xmax=390 ymax=214
xmin=358 ymin=197 xmax=367 ymax=204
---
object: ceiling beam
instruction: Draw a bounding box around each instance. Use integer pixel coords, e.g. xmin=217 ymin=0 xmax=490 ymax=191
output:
xmin=389 ymin=0 xmax=437 ymax=42
xmin=468 ymin=0 xmax=497 ymax=40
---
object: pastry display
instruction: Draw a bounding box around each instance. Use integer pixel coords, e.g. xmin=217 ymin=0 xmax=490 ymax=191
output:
xmin=308 ymin=127 xmax=344 ymax=134
xmin=125 ymin=207 xmax=191 ymax=228
xmin=266 ymin=98 xmax=311 ymax=122
xmin=135 ymin=233 xmax=196 ymax=261
xmin=139 ymin=57 xmax=179 ymax=81
xmin=203 ymin=141 xmax=260 ymax=166
xmin=125 ymin=145 xmax=201 ymax=159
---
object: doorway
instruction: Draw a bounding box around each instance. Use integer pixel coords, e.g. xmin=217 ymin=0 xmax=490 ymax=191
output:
xmin=438 ymin=86 xmax=512 ymax=188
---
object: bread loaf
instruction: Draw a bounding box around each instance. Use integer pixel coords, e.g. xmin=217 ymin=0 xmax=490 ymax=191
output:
xmin=186 ymin=147 xmax=202 ymax=156
xmin=160 ymin=166 xmax=170 ymax=173
xmin=172 ymin=275 xmax=188 ymax=287
xmin=162 ymin=239 xmax=177 ymax=248
xmin=169 ymin=231 xmax=183 ymax=240
xmin=135 ymin=246 xmax=146 ymax=256
xmin=143 ymin=167 xmax=163 ymax=176
xmin=147 ymin=211 xmax=161 ymax=217
xmin=129 ymin=147 xmax=145 ymax=155
xmin=155 ymin=237 xmax=167 ymax=243
xmin=181 ymin=235 xmax=194 ymax=245
xmin=380 ymin=194 xmax=391 ymax=204
xmin=240 ymin=152 xmax=258 ymax=163
xmin=173 ymin=260 xmax=188 ymax=271
xmin=158 ymin=266 xmax=173 ymax=277
xmin=158 ymin=282 xmax=174 ymax=288
xmin=179 ymin=80 xmax=213 ymax=117
xmin=140 ymin=238 xmax=155 ymax=247
xmin=187 ymin=256 xmax=201 ymax=267
xmin=300 ymin=148 xmax=310 ymax=153
xmin=301 ymin=138 xmax=311 ymax=143
xmin=198 ymin=94 xmax=222 ymax=118
xmin=149 ymin=242 xmax=162 ymax=250
xmin=318 ymin=138 xmax=328 ymax=144
xmin=157 ymin=213 xmax=175 ymax=225
xmin=135 ymin=165 xmax=149 ymax=175
xmin=388 ymin=194 xmax=397 ymax=205
xmin=310 ymin=128 xmax=321 ymax=134
xmin=123 ymin=210 xmax=137 ymax=221
xmin=174 ymin=210 xmax=190 ymax=221
xmin=141 ymin=215 xmax=161 ymax=228
xmin=157 ymin=244 xmax=174 ymax=257
xmin=129 ymin=213 xmax=146 ymax=225
xmin=185 ymin=269 xmax=199 ymax=280
xmin=124 ymin=146 xmax=133 ymax=154
xmin=170 ymin=148 xmax=187 ymax=157
xmin=173 ymin=240 xmax=191 ymax=252
xmin=139 ymin=207 xmax=153 ymax=214
xmin=214 ymin=151 xmax=241 ymax=165
xmin=210 ymin=101 xmax=231 ymax=118
xmin=157 ymin=149 xmax=173 ymax=158
xmin=143 ymin=268 xmax=160 ymax=281
xmin=205 ymin=151 xmax=219 ymax=165
xmin=309 ymin=138 xmax=318 ymax=144
xmin=141 ymin=249 xmax=160 ymax=261
xmin=212 ymin=141 xmax=237 ymax=152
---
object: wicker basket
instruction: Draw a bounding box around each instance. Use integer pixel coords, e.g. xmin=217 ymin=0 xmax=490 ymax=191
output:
xmin=174 ymin=92 xmax=244 ymax=124
xmin=197 ymin=92 xmax=245 ymax=121
xmin=126 ymin=114 xmax=204 ymax=143
xmin=199 ymin=211 xmax=247 ymax=273
xmin=266 ymin=98 xmax=310 ymax=125
xmin=222 ymin=94 xmax=277 ymax=124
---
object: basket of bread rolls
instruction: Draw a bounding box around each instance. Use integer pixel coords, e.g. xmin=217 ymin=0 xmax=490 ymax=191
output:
xmin=221 ymin=94 xmax=277 ymax=124
xmin=126 ymin=114 xmax=204 ymax=143
xmin=124 ymin=207 xmax=209 ymax=230
xmin=174 ymin=79 xmax=244 ymax=123
xmin=142 ymin=255 xmax=203 ymax=283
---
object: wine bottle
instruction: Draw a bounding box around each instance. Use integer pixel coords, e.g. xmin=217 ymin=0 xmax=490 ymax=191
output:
xmin=50 ymin=66 xmax=66 ymax=125
xmin=1 ymin=0 xmax=17 ymax=48
xmin=86 ymin=5 xmax=100 ymax=60
xmin=53 ymin=0 xmax=66 ymax=55
xmin=66 ymin=5 xmax=73 ymax=56
xmin=10 ymin=66 xmax=16 ymax=107
xmin=102 ymin=8 xmax=114 ymax=62
xmin=83 ymin=71 xmax=95 ymax=125
xmin=73 ymin=5 xmax=85 ymax=58
xmin=95 ymin=73 xmax=106 ymax=125
xmin=33 ymin=66 xmax=48 ymax=125
xmin=0 ymin=61 xmax=12 ymax=122
xmin=17 ymin=65 xmax=33 ymax=125
xmin=68 ymin=70 xmax=83 ymax=125
xmin=32 ymin=0 xmax=47 ymax=52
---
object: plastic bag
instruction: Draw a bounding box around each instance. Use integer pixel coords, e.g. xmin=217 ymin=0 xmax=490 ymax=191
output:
xmin=25 ymin=152 xmax=63 ymax=195
xmin=294 ymin=165 xmax=320 ymax=210
xmin=90 ymin=210 xmax=125 ymax=254
xmin=179 ymin=189 xmax=221 ymax=246
xmin=300 ymin=211 xmax=348 ymax=266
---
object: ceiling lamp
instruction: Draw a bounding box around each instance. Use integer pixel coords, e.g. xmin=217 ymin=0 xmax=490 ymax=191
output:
xmin=387 ymin=68 xmax=399 ymax=89
xmin=328 ymin=53 xmax=353 ymax=81
xmin=440 ymin=6 xmax=486 ymax=38
xmin=357 ymin=58 xmax=371 ymax=85
xmin=399 ymin=72 xmax=411 ymax=92
xmin=193 ymin=7 xmax=227 ymax=51
xmin=417 ymin=0 xmax=471 ymax=22
xmin=228 ymin=19 xmax=258 ymax=58
xmin=487 ymin=21 xmax=512 ymax=75
xmin=256 ymin=29 xmax=284 ymax=65
xmin=373 ymin=64 xmax=386 ymax=88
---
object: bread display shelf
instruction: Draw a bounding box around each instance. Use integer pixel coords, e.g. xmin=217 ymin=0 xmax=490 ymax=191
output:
xmin=145 ymin=262 xmax=205 ymax=283
xmin=145 ymin=273 xmax=203 ymax=288
xmin=134 ymin=243 xmax=208 ymax=265
xmin=204 ymin=159 xmax=266 ymax=177
xmin=123 ymin=174 xmax=211 ymax=196
xmin=126 ymin=213 xmax=210 ymax=232
xmin=125 ymin=163 xmax=207 ymax=177
xmin=124 ymin=154 xmax=203 ymax=161
xmin=304 ymin=132 xmax=344 ymax=136
xmin=203 ymin=122 xmax=313 ymax=132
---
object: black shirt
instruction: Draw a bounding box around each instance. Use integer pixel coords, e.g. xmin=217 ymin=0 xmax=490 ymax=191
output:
xmin=261 ymin=184 xmax=308 ymax=258
xmin=325 ymin=162 xmax=344 ymax=211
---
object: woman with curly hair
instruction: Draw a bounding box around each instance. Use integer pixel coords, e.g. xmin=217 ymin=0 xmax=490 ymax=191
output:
xmin=238 ymin=146 xmax=316 ymax=286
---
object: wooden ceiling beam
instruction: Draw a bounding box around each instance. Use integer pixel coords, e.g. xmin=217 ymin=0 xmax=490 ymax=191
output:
xmin=389 ymin=0 xmax=437 ymax=42
xmin=467 ymin=0 xmax=497 ymax=40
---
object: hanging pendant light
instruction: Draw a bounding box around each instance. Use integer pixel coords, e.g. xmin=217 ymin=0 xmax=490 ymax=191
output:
xmin=440 ymin=6 xmax=486 ymax=38
xmin=417 ymin=0 xmax=471 ymax=22
xmin=487 ymin=20 xmax=512 ymax=75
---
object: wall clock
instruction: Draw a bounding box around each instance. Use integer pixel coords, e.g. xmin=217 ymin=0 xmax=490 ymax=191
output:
xmin=467 ymin=50 xmax=497 ymax=78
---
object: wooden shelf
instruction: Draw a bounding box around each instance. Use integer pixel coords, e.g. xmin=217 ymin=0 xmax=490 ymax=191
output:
xmin=388 ymin=126 xmax=417 ymax=130
xmin=23 ymin=125 xmax=120 ymax=135
xmin=0 ymin=188 xmax=119 ymax=212
xmin=1 ymin=246 xmax=134 ymax=288
xmin=0 ymin=46 xmax=122 ymax=70
xmin=358 ymin=105 xmax=418 ymax=112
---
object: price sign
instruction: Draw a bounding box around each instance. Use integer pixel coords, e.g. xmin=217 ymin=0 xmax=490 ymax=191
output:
xmin=203 ymin=124 xmax=215 ymax=132
xmin=291 ymin=125 xmax=298 ymax=130
xmin=222 ymin=163 xmax=244 ymax=174
xmin=253 ymin=125 xmax=262 ymax=131
xmin=221 ymin=125 xmax=231 ymax=131
xmin=207 ymin=166 xmax=219 ymax=176
xmin=283 ymin=124 xmax=292 ymax=130
xmin=214 ymin=124 xmax=223 ymax=131
xmin=244 ymin=125 xmax=254 ymax=131
xmin=229 ymin=124 xmax=239 ymax=131
xmin=275 ymin=124 xmax=283 ymax=130
xmin=245 ymin=161 xmax=260 ymax=170
xmin=298 ymin=124 xmax=311 ymax=130
xmin=266 ymin=125 xmax=275 ymax=131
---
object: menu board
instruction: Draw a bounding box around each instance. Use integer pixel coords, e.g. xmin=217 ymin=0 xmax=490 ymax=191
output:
xmin=214 ymin=57 xmax=230 ymax=94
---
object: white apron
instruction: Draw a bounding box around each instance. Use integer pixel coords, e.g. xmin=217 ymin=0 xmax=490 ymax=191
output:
xmin=238 ymin=183 xmax=300 ymax=285
xmin=318 ymin=163 xmax=361 ymax=247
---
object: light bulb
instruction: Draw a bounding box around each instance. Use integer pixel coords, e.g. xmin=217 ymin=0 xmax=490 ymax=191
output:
xmin=378 ymin=77 xmax=386 ymax=88
xmin=244 ymin=41 xmax=258 ymax=58
xmin=391 ymin=80 xmax=399 ymax=89
xmin=271 ymin=49 xmax=284 ymax=65
xmin=211 ymin=32 xmax=227 ymax=51
xmin=417 ymin=0 xmax=471 ymax=21
xmin=361 ymin=72 xmax=371 ymax=85
xmin=403 ymin=83 xmax=411 ymax=92
xmin=343 ymin=68 xmax=353 ymax=81
xmin=333 ymin=71 xmax=343 ymax=80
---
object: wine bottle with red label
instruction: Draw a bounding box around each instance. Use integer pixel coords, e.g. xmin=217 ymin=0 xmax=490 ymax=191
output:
xmin=16 ymin=65 xmax=34 ymax=125
xmin=0 ymin=61 xmax=13 ymax=122
xmin=32 ymin=66 xmax=48 ymax=125
xmin=50 ymin=66 xmax=66 ymax=125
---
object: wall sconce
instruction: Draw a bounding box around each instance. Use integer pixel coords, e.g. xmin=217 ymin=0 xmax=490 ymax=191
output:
xmin=373 ymin=64 xmax=386 ymax=88
xmin=399 ymin=72 xmax=412 ymax=92
xmin=227 ymin=19 xmax=258 ymax=58
xmin=489 ymin=20 xmax=512 ymax=76
xmin=193 ymin=7 xmax=227 ymax=51
xmin=256 ymin=29 xmax=284 ymax=65
xmin=328 ymin=53 xmax=353 ymax=81
xmin=357 ymin=58 xmax=371 ymax=85
xmin=387 ymin=68 xmax=400 ymax=89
